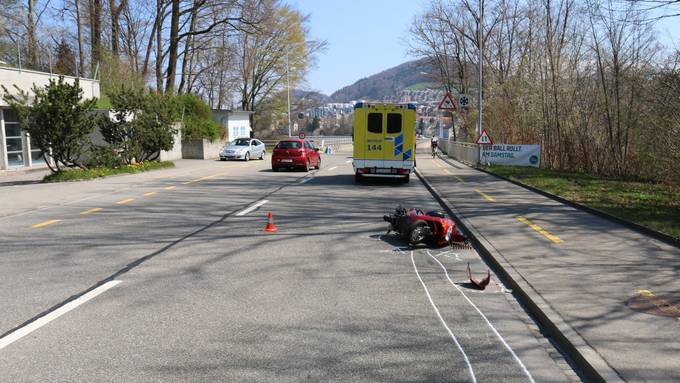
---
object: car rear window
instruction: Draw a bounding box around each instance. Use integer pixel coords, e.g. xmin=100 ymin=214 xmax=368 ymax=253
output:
xmin=387 ymin=113 xmax=402 ymax=134
xmin=276 ymin=141 xmax=302 ymax=149
xmin=368 ymin=113 xmax=382 ymax=134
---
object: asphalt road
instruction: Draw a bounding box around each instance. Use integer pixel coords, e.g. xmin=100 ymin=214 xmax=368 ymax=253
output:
xmin=418 ymin=146 xmax=680 ymax=383
xmin=0 ymin=151 xmax=572 ymax=382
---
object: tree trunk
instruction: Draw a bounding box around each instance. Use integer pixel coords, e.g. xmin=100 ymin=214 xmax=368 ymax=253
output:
xmin=178 ymin=1 xmax=197 ymax=93
xmin=75 ymin=0 xmax=85 ymax=75
xmin=164 ymin=0 xmax=180 ymax=94
xmin=155 ymin=0 xmax=164 ymax=92
xmin=27 ymin=0 xmax=37 ymax=68
xmin=109 ymin=0 xmax=127 ymax=57
xmin=90 ymin=0 xmax=102 ymax=76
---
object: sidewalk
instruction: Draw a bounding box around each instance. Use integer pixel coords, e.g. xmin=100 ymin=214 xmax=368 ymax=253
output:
xmin=415 ymin=149 xmax=680 ymax=383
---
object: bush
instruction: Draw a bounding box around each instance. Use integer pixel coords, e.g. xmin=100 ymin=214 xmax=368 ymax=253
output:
xmin=2 ymin=76 xmax=98 ymax=172
xmin=85 ymin=145 xmax=124 ymax=168
xmin=43 ymin=161 xmax=175 ymax=182
xmin=175 ymin=93 xmax=220 ymax=141
xmin=102 ymin=86 xmax=179 ymax=164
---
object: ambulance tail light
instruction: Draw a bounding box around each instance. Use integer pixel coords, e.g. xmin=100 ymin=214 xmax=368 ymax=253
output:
xmin=397 ymin=168 xmax=410 ymax=175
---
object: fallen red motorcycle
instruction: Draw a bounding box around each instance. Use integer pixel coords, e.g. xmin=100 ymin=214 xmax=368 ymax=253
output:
xmin=383 ymin=206 xmax=465 ymax=247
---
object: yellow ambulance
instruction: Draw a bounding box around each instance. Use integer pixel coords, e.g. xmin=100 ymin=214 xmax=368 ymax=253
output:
xmin=353 ymin=102 xmax=416 ymax=183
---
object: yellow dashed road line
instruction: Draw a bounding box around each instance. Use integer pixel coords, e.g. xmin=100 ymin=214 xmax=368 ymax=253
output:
xmin=116 ymin=198 xmax=135 ymax=205
xmin=474 ymin=188 xmax=496 ymax=202
xmin=32 ymin=219 xmax=61 ymax=228
xmin=442 ymin=168 xmax=465 ymax=183
xmin=182 ymin=173 xmax=227 ymax=185
xmin=144 ymin=192 xmax=157 ymax=197
xmin=164 ymin=186 xmax=176 ymax=190
xmin=80 ymin=208 xmax=103 ymax=215
xmin=516 ymin=215 xmax=563 ymax=244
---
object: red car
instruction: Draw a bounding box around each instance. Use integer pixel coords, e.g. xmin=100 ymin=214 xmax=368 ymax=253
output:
xmin=271 ymin=139 xmax=321 ymax=172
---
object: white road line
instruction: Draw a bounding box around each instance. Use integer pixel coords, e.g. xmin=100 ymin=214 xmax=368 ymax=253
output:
xmin=328 ymin=166 xmax=338 ymax=171
xmin=427 ymin=250 xmax=535 ymax=383
xmin=236 ymin=200 xmax=269 ymax=216
xmin=345 ymin=159 xmax=352 ymax=164
xmin=411 ymin=251 xmax=477 ymax=383
xmin=0 ymin=280 xmax=121 ymax=351
xmin=298 ymin=177 xmax=312 ymax=184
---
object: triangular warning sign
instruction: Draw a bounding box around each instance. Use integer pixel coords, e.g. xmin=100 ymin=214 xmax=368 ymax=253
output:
xmin=476 ymin=129 xmax=493 ymax=145
xmin=438 ymin=92 xmax=457 ymax=110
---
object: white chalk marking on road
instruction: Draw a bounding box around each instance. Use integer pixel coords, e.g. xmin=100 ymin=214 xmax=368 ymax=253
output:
xmin=345 ymin=159 xmax=352 ymax=164
xmin=427 ymin=250 xmax=535 ymax=383
xmin=0 ymin=280 xmax=121 ymax=351
xmin=411 ymin=251 xmax=477 ymax=383
xmin=298 ymin=177 xmax=313 ymax=184
xmin=432 ymin=249 xmax=461 ymax=260
xmin=236 ymin=200 xmax=269 ymax=216
xmin=328 ymin=166 xmax=338 ymax=171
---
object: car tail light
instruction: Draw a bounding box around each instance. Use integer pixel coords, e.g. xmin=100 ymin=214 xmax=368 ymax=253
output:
xmin=357 ymin=168 xmax=369 ymax=174
xmin=398 ymin=168 xmax=410 ymax=174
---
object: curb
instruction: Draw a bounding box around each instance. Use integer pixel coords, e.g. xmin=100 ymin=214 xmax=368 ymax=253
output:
xmin=436 ymin=154 xmax=679 ymax=248
xmin=414 ymin=167 xmax=623 ymax=383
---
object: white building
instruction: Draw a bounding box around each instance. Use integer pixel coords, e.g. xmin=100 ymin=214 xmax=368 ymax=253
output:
xmin=0 ymin=67 xmax=100 ymax=170
xmin=212 ymin=109 xmax=254 ymax=140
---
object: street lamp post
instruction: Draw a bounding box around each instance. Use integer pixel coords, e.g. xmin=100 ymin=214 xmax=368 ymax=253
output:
xmin=477 ymin=0 xmax=484 ymax=164
xmin=286 ymin=51 xmax=292 ymax=137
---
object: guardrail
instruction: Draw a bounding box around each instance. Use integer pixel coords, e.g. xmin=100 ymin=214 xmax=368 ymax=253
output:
xmin=446 ymin=140 xmax=479 ymax=166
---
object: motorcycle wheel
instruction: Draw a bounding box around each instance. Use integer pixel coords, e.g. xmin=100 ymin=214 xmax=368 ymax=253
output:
xmin=408 ymin=221 xmax=429 ymax=245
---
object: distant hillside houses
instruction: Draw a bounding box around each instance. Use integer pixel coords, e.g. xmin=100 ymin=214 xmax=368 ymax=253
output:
xmin=307 ymin=102 xmax=353 ymax=118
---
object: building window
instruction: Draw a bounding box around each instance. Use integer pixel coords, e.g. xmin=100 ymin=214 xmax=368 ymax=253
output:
xmin=3 ymin=108 xmax=24 ymax=167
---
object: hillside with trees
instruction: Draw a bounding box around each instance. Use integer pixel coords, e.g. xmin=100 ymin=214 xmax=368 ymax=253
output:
xmin=329 ymin=58 xmax=437 ymax=102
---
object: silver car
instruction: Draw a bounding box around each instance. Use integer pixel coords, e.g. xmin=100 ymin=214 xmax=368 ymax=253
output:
xmin=220 ymin=138 xmax=266 ymax=161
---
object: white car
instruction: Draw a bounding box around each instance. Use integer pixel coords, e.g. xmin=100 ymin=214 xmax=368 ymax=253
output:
xmin=220 ymin=138 xmax=266 ymax=161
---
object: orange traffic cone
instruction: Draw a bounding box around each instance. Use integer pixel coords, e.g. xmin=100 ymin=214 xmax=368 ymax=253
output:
xmin=264 ymin=212 xmax=277 ymax=232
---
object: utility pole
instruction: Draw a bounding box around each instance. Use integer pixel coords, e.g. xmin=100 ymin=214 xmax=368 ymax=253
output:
xmin=286 ymin=51 xmax=292 ymax=137
xmin=477 ymin=0 xmax=484 ymax=164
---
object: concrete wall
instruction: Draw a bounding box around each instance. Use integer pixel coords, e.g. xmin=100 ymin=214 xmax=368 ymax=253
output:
xmin=160 ymin=124 xmax=182 ymax=161
xmin=446 ymin=140 xmax=479 ymax=166
xmin=182 ymin=139 xmax=224 ymax=160
xmin=0 ymin=67 xmax=100 ymax=107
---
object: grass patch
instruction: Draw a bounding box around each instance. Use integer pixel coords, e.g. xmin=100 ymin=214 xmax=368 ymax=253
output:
xmin=96 ymin=94 xmax=112 ymax=109
xmin=483 ymin=165 xmax=680 ymax=239
xmin=43 ymin=161 xmax=174 ymax=183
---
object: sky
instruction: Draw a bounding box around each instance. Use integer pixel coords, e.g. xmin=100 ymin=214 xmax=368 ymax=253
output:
xmin=289 ymin=0 xmax=427 ymax=96
xmin=290 ymin=1 xmax=680 ymax=96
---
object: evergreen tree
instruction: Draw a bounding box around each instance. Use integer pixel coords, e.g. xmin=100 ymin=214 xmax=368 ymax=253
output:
xmin=54 ymin=39 xmax=76 ymax=76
